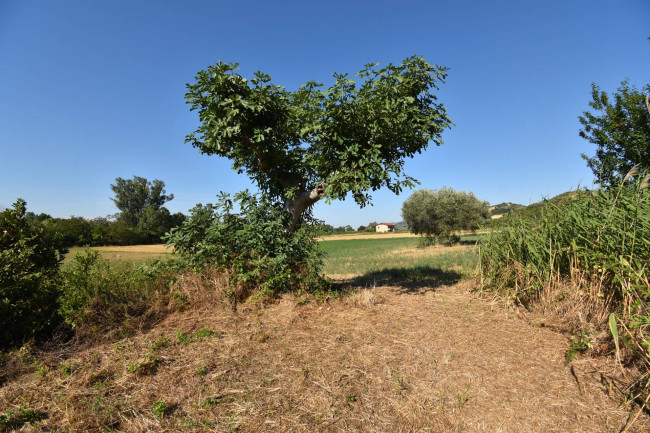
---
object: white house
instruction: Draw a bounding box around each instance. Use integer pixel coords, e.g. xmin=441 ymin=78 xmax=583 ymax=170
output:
xmin=376 ymin=223 xmax=396 ymax=233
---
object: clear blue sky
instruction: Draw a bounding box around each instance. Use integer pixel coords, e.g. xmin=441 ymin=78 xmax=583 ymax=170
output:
xmin=1 ymin=0 xmax=648 ymax=227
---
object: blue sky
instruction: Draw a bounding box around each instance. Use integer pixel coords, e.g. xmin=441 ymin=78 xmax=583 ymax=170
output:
xmin=1 ymin=0 xmax=648 ymax=227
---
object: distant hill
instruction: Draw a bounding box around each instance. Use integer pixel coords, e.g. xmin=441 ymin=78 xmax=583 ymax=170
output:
xmin=489 ymin=202 xmax=525 ymax=218
xmin=497 ymin=190 xmax=594 ymax=221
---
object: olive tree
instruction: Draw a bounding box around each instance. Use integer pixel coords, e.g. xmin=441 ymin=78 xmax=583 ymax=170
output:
xmin=401 ymin=187 xmax=489 ymax=245
xmin=185 ymin=56 xmax=453 ymax=231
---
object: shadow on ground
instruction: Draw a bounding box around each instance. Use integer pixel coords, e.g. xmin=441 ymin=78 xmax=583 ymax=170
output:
xmin=332 ymin=265 xmax=462 ymax=294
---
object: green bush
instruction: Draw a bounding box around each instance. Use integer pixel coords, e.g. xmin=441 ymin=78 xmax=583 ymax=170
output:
xmin=0 ymin=199 xmax=66 ymax=347
xmin=165 ymin=191 xmax=327 ymax=299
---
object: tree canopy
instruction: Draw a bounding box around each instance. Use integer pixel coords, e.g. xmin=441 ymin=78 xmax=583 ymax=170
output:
xmin=579 ymin=81 xmax=650 ymax=185
xmin=110 ymin=176 xmax=182 ymax=242
xmin=111 ymin=176 xmax=174 ymax=226
xmin=185 ymin=55 xmax=453 ymax=230
xmin=401 ymin=187 xmax=489 ymax=245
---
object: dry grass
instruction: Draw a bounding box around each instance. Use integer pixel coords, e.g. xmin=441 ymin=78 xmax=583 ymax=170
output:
xmin=90 ymin=245 xmax=173 ymax=253
xmin=65 ymin=245 xmax=174 ymax=265
xmin=2 ymin=279 xmax=647 ymax=432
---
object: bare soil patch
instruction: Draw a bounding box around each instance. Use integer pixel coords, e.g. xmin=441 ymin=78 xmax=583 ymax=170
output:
xmin=2 ymin=281 xmax=646 ymax=432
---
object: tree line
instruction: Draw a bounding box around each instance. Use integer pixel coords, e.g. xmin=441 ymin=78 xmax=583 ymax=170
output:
xmin=23 ymin=176 xmax=185 ymax=247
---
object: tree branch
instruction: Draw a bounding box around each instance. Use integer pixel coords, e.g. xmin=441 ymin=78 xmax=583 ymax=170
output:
xmin=287 ymin=181 xmax=327 ymax=232
xmin=245 ymin=139 xmax=297 ymax=188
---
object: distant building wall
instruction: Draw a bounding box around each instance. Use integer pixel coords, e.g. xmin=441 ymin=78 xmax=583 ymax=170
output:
xmin=376 ymin=223 xmax=395 ymax=232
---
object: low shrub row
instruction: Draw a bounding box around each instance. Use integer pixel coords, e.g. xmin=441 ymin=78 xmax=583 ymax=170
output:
xmin=1 ymin=199 xmax=183 ymax=347
xmin=1 ymin=193 xmax=331 ymax=349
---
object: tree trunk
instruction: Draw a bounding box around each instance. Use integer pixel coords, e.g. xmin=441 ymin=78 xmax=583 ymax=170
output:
xmin=285 ymin=182 xmax=326 ymax=232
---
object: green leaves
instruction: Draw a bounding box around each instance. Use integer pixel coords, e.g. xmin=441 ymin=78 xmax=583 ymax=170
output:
xmin=185 ymin=56 xmax=453 ymax=215
xmin=609 ymin=313 xmax=620 ymax=364
xmin=579 ymin=81 xmax=650 ymax=186
xmin=164 ymin=191 xmax=327 ymax=297
xmin=110 ymin=176 xmax=174 ymax=231
xmin=1 ymin=200 xmax=65 ymax=347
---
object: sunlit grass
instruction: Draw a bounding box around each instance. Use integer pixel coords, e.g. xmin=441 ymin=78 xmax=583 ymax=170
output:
xmin=319 ymin=236 xmax=479 ymax=279
xmin=64 ymin=246 xmax=173 ymax=266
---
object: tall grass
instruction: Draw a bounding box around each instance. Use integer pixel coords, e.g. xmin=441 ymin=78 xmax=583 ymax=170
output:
xmin=480 ymin=170 xmax=650 ymax=405
xmin=59 ymin=249 xmax=179 ymax=339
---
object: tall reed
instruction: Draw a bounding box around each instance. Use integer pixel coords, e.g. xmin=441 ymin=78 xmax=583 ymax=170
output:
xmin=480 ymin=169 xmax=649 ymax=402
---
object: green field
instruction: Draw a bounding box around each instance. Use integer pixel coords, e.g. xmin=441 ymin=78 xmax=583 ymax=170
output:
xmin=65 ymin=235 xmax=480 ymax=286
xmin=319 ymin=235 xmax=478 ymax=288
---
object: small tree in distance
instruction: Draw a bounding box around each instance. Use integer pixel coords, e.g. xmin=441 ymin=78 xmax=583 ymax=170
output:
xmin=111 ymin=176 xmax=173 ymax=226
xmin=401 ymin=187 xmax=489 ymax=246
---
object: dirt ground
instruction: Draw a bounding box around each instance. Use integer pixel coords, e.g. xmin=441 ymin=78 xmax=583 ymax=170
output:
xmin=1 ymin=282 xmax=647 ymax=432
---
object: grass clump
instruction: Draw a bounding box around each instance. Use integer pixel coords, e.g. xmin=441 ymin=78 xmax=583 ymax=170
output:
xmin=152 ymin=399 xmax=167 ymax=419
xmin=0 ymin=407 xmax=45 ymax=430
xmin=175 ymin=330 xmax=191 ymax=346
xmin=56 ymin=249 xmax=187 ymax=341
xmin=194 ymin=328 xmax=220 ymax=340
xmin=565 ymin=331 xmax=592 ymax=364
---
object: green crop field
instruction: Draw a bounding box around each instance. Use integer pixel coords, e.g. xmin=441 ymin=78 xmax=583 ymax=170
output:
xmin=318 ymin=235 xmax=479 ymax=286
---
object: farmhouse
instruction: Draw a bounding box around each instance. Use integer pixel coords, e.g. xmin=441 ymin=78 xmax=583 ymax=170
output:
xmin=376 ymin=223 xmax=396 ymax=233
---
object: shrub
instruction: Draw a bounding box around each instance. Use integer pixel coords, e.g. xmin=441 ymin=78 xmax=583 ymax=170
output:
xmin=165 ymin=191 xmax=328 ymax=300
xmin=480 ymin=173 xmax=649 ymax=307
xmin=0 ymin=199 xmax=66 ymax=347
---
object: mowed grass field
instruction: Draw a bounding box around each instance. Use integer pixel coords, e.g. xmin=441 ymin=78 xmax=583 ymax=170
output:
xmin=321 ymin=236 xmax=477 ymax=276
xmin=65 ymin=244 xmax=173 ymax=265
xmin=65 ymin=234 xmax=480 ymax=286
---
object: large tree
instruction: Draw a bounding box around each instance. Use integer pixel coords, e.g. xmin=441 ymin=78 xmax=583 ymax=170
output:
xmin=110 ymin=176 xmax=177 ymax=240
xmin=579 ymin=81 xmax=650 ymax=185
xmin=185 ymin=56 xmax=453 ymax=230
xmin=401 ymin=187 xmax=489 ymax=245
